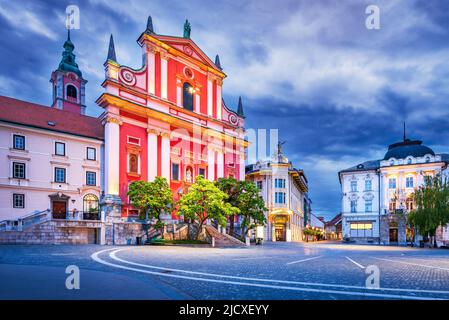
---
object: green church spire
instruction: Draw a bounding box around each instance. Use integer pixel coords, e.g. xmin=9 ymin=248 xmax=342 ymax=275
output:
xmin=58 ymin=29 xmax=82 ymax=77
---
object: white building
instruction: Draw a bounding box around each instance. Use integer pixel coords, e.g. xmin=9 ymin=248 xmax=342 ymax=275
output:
xmin=0 ymin=96 xmax=103 ymax=222
xmin=246 ymin=144 xmax=309 ymax=242
xmin=339 ymin=136 xmax=449 ymax=245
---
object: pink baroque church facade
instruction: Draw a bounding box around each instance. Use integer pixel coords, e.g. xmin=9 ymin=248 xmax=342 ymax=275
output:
xmin=98 ymin=17 xmax=247 ymax=219
xmin=0 ymin=16 xmax=247 ymax=244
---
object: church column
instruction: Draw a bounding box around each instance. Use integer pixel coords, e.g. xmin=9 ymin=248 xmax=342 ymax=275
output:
xmin=146 ymin=46 xmax=156 ymax=95
xmin=207 ymin=147 xmax=215 ymax=181
xmin=102 ymin=115 xmax=122 ymax=217
xmin=195 ymin=90 xmax=201 ymax=113
xmin=161 ymin=132 xmax=171 ymax=181
xmin=147 ymin=128 xmax=158 ymax=181
xmin=207 ymin=74 xmax=213 ymax=116
xmin=160 ymin=51 xmax=169 ymax=100
xmin=216 ymin=79 xmax=222 ymax=120
xmin=238 ymin=146 xmax=245 ymax=181
xmin=217 ymin=149 xmax=224 ymax=178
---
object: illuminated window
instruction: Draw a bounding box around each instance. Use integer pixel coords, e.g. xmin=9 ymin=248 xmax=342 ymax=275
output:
xmin=406 ymin=198 xmax=414 ymax=211
xmin=183 ymin=82 xmax=194 ymax=111
xmin=350 ymin=222 xmax=373 ymax=237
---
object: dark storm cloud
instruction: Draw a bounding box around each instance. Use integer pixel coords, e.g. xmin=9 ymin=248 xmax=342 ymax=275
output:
xmin=1 ymin=0 xmax=449 ymax=219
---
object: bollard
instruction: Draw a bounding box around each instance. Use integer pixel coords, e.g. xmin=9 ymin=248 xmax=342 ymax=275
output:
xmin=245 ymin=236 xmax=250 ymax=246
xmin=212 ymin=237 xmax=215 ymax=247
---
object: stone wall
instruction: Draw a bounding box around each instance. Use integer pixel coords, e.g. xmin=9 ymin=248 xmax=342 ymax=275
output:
xmin=0 ymin=221 xmax=98 ymax=244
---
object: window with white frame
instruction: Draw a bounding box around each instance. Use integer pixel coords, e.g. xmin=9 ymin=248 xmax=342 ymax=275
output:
xmin=365 ymin=200 xmax=372 ymax=212
xmin=87 ymin=147 xmax=96 ymax=160
xmin=86 ymin=171 xmax=96 ymax=186
xmin=406 ymin=176 xmax=413 ymax=188
xmin=275 ymin=178 xmax=286 ymax=188
xmin=365 ymin=180 xmax=372 ymax=191
xmin=350 ymin=180 xmax=357 ymax=192
xmin=13 ymin=194 xmax=25 ymax=208
xmin=274 ymin=192 xmax=286 ymax=204
xmin=388 ymin=178 xmax=396 ymax=189
xmin=13 ymin=134 xmax=25 ymax=150
xmin=12 ymin=162 xmax=26 ymax=179
xmin=55 ymin=142 xmax=66 ymax=156
xmin=350 ymin=200 xmax=357 ymax=213
xmin=54 ymin=167 xmax=66 ymax=183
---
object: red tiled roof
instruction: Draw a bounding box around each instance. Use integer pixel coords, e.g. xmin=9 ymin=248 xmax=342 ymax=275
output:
xmin=0 ymin=95 xmax=104 ymax=140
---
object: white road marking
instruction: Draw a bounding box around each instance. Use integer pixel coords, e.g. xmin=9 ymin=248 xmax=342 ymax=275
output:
xmin=373 ymin=257 xmax=449 ymax=272
xmin=231 ymin=257 xmax=274 ymax=261
xmin=89 ymin=248 xmax=449 ymax=298
xmin=286 ymin=256 xmax=322 ymax=265
xmin=345 ymin=256 xmax=365 ymax=269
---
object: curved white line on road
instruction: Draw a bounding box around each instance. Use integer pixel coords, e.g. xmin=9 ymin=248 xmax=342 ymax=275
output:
xmin=90 ymin=248 xmax=448 ymax=299
xmin=373 ymin=257 xmax=449 ymax=271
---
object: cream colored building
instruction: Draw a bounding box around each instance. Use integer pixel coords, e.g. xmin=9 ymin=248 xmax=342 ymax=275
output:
xmin=246 ymin=145 xmax=308 ymax=242
xmin=0 ymin=96 xmax=103 ymax=222
xmin=339 ymin=136 xmax=448 ymax=245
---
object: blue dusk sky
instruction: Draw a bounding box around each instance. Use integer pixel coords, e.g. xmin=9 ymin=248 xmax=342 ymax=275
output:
xmin=1 ymin=0 xmax=449 ymax=220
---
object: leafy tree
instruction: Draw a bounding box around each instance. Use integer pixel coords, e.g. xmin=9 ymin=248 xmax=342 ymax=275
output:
xmin=177 ymin=175 xmax=239 ymax=240
xmin=216 ymin=177 xmax=240 ymax=236
xmin=216 ymin=178 xmax=267 ymax=238
xmin=408 ymin=174 xmax=449 ymax=246
xmin=127 ymin=177 xmax=174 ymax=231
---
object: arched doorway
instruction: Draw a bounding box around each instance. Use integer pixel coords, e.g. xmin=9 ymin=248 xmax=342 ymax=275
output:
xmin=83 ymin=194 xmax=99 ymax=220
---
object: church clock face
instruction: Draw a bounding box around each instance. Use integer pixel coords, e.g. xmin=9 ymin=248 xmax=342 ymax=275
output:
xmin=183 ymin=45 xmax=193 ymax=56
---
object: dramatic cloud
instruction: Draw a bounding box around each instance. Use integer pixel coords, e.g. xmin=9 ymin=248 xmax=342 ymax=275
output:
xmin=1 ymin=0 xmax=449 ymax=219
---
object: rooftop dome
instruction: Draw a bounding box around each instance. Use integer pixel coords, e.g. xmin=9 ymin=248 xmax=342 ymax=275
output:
xmin=383 ymin=139 xmax=435 ymax=160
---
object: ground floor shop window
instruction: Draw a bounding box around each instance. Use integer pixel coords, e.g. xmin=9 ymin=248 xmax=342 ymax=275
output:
xmin=350 ymin=222 xmax=373 ymax=237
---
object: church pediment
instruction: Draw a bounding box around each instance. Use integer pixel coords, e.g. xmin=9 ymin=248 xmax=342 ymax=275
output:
xmin=151 ymin=35 xmax=224 ymax=74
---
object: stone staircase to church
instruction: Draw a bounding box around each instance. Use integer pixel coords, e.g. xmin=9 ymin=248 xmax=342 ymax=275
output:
xmin=205 ymin=224 xmax=246 ymax=247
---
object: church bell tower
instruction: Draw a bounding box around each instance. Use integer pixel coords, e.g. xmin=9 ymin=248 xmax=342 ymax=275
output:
xmin=50 ymin=30 xmax=87 ymax=114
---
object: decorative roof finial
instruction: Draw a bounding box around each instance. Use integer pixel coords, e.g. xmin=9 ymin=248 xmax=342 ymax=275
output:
xmin=237 ymin=96 xmax=245 ymax=118
xmin=215 ymin=54 xmax=222 ymax=70
xmin=146 ymin=15 xmax=154 ymax=34
xmin=183 ymin=19 xmax=191 ymax=39
xmin=107 ymin=34 xmax=117 ymax=62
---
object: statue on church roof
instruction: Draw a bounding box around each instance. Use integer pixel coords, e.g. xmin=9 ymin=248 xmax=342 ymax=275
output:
xmin=183 ymin=19 xmax=191 ymax=39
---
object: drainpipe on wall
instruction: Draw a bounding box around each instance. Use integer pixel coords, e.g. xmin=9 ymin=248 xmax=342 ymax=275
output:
xmin=378 ymin=169 xmax=381 ymax=245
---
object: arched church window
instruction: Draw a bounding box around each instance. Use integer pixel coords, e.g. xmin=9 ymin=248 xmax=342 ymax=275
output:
xmin=67 ymin=85 xmax=77 ymax=99
xmin=183 ymin=82 xmax=194 ymax=111
xmin=129 ymin=154 xmax=139 ymax=174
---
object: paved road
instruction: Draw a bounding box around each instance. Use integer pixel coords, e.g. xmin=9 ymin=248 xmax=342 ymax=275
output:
xmin=1 ymin=242 xmax=449 ymax=300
